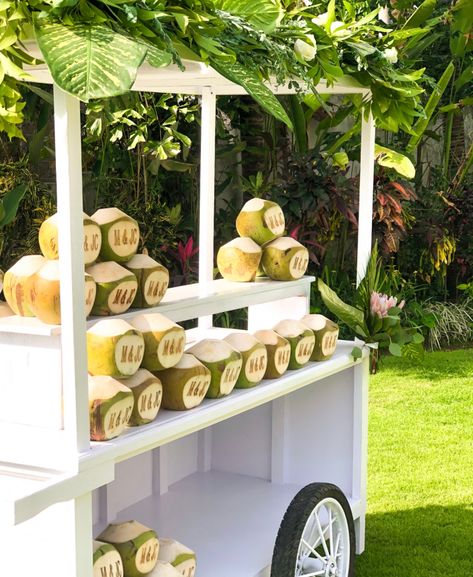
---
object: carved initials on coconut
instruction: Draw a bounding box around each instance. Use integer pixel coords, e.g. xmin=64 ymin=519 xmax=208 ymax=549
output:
xmin=84 ymin=233 xmax=100 ymax=254
xmin=223 ymin=365 xmax=239 ymax=384
xmin=146 ymin=280 xmax=168 ymax=298
xmin=108 ymin=406 xmax=132 ymax=431
xmin=248 ymin=354 xmax=266 ymax=374
xmin=99 ymin=561 xmax=123 ymax=577
xmin=113 ymin=226 xmax=138 ymax=247
xmin=120 ymin=344 xmax=144 ymax=364
xmin=295 ymin=338 xmax=314 ymax=363
xmin=267 ymin=212 xmax=284 ymax=231
xmin=112 ymin=288 xmax=137 ymax=306
xmin=277 ymin=348 xmax=290 ymax=365
xmin=162 ymin=336 xmax=185 ymax=356
xmin=138 ymin=541 xmax=158 ymax=567
xmin=140 ymin=389 xmax=162 ymax=412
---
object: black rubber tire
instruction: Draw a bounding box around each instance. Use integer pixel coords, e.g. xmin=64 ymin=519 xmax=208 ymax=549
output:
xmin=271 ymin=483 xmax=355 ymax=577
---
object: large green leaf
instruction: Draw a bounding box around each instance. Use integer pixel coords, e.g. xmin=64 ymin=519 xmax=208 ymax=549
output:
xmin=375 ymin=144 xmax=415 ymax=179
xmin=34 ymin=20 xmax=147 ymax=102
xmin=211 ymin=60 xmax=293 ymax=129
xmin=0 ymin=184 xmax=27 ymax=228
xmin=317 ymin=278 xmax=365 ymax=333
xmin=406 ymin=61 xmax=454 ymax=152
xmin=402 ymin=0 xmax=436 ymax=29
xmin=213 ymin=0 xmax=283 ymax=33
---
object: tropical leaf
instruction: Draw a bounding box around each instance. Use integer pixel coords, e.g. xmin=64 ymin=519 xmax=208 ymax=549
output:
xmin=213 ymin=0 xmax=283 ymax=33
xmin=402 ymin=0 xmax=436 ymax=29
xmin=0 ymin=184 xmax=27 ymax=227
xmin=317 ymin=278 xmax=365 ymax=333
xmin=34 ymin=20 xmax=147 ymax=102
xmin=211 ymin=60 xmax=293 ymax=129
xmin=406 ymin=61 xmax=454 ymax=152
xmin=375 ymin=144 xmax=415 ymax=179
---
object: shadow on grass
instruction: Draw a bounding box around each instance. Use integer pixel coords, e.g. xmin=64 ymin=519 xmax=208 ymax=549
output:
xmin=376 ymin=348 xmax=473 ymax=382
xmin=356 ymin=504 xmax=473 ymax=577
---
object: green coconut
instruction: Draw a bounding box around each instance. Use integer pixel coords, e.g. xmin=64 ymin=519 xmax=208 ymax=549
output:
xmin=236 ymin=198 xmax=285 ymax=245
xmin=29 ymin=260 xmax=97 ymax=324
xmin=130 ymin=313 xmax=186 ymax=371
xmin=253 ymin=329 xmax=291 ymax=379
xmin=273 ymin=319 xmax=315 ymax=370
xmin=88 ymin=375 xmax=134 ymax=441
xmin=87 ymin=319 xmax=145 ymax=378
xmin=301 ymin=314 xmax=340 ymax=361
xmin=117 ymin=368 xmax=163 ymax=426
xmin=124 ymin=253 xmax=169 ymax=308
xmin=3 ymin=254 xmax=46 ymax=316
xmin=93 ymin=541 xmax=124 ymax=577
xmin=159 ymin=353 xmax=211 ymax=410
xmin=98 ymin=521 xmax=159 ymax=577
xmin=261 ymin=237 xmax=309 ymax=281
xmin=91 ymin=207 xmax=140 ymax=263
xmin=223 ymin=332 xmax=267 ymax=388
xmin=158 ymin=538 xmax=196 ymax=577
xmin=148 ymin=561 xmax=182 ymax=577
xmin=186 ymin=339 xmax=242 ymax=399
xmin=38 ymin=212 xmax=102 ymax=265
xmin=216 ymin=237 xmax=262 ymax=282
xmin=86 ymin=261 xmax=138 ymax=316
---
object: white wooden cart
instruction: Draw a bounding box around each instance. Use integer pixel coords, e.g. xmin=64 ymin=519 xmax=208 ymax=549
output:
xmin=0 ymin=54 xmax=375 ymax=577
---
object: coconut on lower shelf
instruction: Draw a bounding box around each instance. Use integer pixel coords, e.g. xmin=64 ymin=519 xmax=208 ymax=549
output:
xmin=216 ymin=237 xmax=262 ymax=282
xmin=86 ymin=261 xmax=138 ymax=316
xmin=253 ymin=329 xmax=291 ymax=379
xmin=91 ymin=207 xmax=140 ymax=263
xmin=87 ymin=319 xmax=145 ymax=378
xmin=273 ymin=319 xmax=315 ymax=370
xmin=98 ymin=521 xmax=159 ymax=577
xmin=261 ymin=236 xmax=309 ymax=281
xmin=3 ymin=254 xmax=45 ymax=316
xmin=93 ymin=541 xmax=124 ymax=577
xmin=130 ymin=313 xmax=186 ymax=371
xmin=187 ymin=339 xmax=242 ymax=398
xmin=39 ymin=212 xmax=102 ymax=265
xmin=159 ymin=353 xmax=211 ymax=410
xmin=301 ymin=314 xmax=339 ymax=361
xmin=88 ymin=375 xmax=134 ymax=441
xmin=223 ymin=332 xmax=268 ymax=388
xmin=28 ymin=260 xmax=96 ymax=324
xmin=236 ymin=198 xmax=285 ymax=245
xmin=158 ymin=538 xmax=196 ymax=577
xmin=124 ymin=253 xmax=169 ymax=308
xmin=117 ymin=369 xmax=163 ymax=426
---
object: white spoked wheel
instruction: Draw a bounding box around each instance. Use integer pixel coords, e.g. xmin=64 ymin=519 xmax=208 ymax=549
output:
xmin=271 ymin=483 xmax=355 ymax=577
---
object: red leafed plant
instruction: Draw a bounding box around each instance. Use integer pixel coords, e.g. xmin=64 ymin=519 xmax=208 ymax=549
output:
xmin=374 ymin=178 xmax=417 ymax=253
xmin=167 ymin=236 xmax=199 ymax=285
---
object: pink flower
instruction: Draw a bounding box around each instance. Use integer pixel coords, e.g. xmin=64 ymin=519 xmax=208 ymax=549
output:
xmin=370 ymin=291 xmax=403 ymax=318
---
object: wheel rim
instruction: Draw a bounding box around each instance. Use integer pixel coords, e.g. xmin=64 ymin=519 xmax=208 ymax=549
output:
xmin=294 ymin=497 xmax=351 ymax=577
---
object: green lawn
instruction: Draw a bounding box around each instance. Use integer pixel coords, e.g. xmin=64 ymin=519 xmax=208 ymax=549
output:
xmin=356 ymin=349 xmax=473 ymax=577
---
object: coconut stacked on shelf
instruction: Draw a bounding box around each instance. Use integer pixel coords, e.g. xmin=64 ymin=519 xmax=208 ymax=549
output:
xmin=217 ymin=198 xmax=309 ymax=282
xmin=1 ymin=207 xmax=170 ymax=324
xmin=94 ymin=521 xmax=197 ymax=577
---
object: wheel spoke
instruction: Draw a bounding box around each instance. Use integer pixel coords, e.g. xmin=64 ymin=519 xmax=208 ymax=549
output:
xmin=300 ymin=538 xmax=327 ymax=563
xmin=314 ymin=511 xmax=330 ymax=558
xmin=299 ymin=571 xmax=325 ymax=577
xmin=328 ymin=508 xmax=334 ymax=556
xmin=334 ymin=531 xmax=341 ymax=559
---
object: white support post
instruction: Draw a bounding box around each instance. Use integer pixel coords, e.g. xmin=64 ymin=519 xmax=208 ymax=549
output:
xmin=271 ymin=398 xmax=287 ymax=484
xmin=53 ymin=86 xmax=90 ymax=460
xmin=197 ymin=428 xmax=212 ymax=473
xmin=352 ymin=355 xmax=369 ymax=553
xmin=356 ymin=111 xmax=376 ymax=285
xmin=198 ymin=87 xmax=217 ymax=330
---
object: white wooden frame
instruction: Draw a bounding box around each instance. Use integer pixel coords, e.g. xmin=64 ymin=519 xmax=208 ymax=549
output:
xmin=0 ymin=55 xmax=375 ymax=577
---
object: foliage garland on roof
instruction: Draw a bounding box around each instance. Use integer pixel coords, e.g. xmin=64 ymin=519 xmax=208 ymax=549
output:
xmin=0 ymin=0 xmax=433 ymax=139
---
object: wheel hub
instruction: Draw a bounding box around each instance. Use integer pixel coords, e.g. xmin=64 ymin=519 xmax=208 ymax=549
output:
xmin=325 ymin=558 xmax=338 ymax=576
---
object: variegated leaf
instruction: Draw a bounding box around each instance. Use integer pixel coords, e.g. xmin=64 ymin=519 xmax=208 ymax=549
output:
xmin=34 ymin=20 xmax=147 ymax=102
xmin=213 ymin=0 xmax=283 ymax=33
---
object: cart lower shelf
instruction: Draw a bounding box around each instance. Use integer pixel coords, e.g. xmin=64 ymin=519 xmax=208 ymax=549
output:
xmin=107 ymin=470 xmax=362 ymax=577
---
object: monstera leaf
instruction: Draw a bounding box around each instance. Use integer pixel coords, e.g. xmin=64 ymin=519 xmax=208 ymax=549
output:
xmin=213 ymin=0 xmax=283 ymax=33
xmin=212 ymin=60 xmax=293 ymax=129
xmin=34 ymin=20 xmax=147 ymax=102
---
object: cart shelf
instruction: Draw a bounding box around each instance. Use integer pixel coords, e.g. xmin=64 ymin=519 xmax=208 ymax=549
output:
xmin=0 ymin=276 xmax=314 ymax=337
xmin=111 ymin=470 xmax=363 ymax=577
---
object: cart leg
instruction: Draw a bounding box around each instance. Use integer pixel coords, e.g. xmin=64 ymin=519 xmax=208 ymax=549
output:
xmin=354 ymin=514 xmax=366 ymax=554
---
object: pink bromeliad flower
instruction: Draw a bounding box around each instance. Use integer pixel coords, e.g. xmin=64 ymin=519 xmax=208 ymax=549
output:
xmin=370 ymin=292 xmax=405 ymax=318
